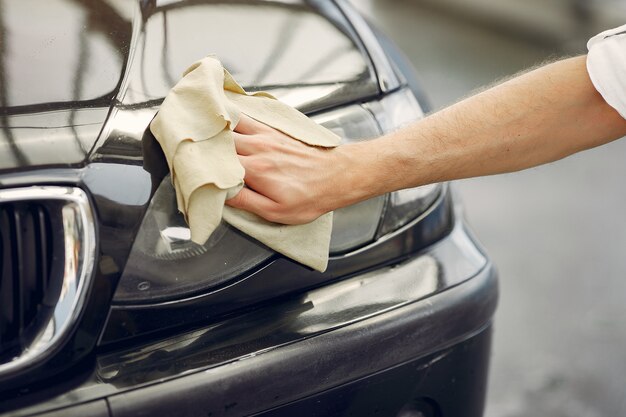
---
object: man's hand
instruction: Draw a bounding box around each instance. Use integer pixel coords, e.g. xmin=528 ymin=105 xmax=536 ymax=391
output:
xmin=226 ymin=114 xmax=356 ymax=224
xmin=227 ymin=56 xmax=626 ymax=226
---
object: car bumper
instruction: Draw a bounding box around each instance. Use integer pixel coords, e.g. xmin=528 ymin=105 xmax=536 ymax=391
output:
xmin=4 ymin=218 xmax=498 ymax=417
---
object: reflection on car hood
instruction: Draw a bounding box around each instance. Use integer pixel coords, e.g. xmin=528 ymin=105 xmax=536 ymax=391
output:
xmin=0 ymin=0 xmax=378 ymax=174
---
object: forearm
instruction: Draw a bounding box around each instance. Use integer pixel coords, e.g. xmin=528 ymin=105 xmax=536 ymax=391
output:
xmin=344 ymin=56 xmax=626 ymax=201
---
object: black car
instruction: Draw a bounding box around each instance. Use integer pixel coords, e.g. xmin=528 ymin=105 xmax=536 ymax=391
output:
xmin=0 ymin=1 xmax=497 ymax=416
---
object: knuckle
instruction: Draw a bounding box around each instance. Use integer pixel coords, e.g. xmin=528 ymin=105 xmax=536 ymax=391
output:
xmin=264 ymin=207 xmax=281 ymax=223
xmin=246 ymin=157 xmax=265 ymax=172
xmin=256 ymin=157 xmax=275 ymax=172
xmin=232 ymin=191 xmax=246 ymax=208
xmin=253 ymin=138 xmax=271 ymax=153
xmin=257 ymin=138 xmax=277 ymax=152
xmin=266 ymin=206 xmax=287 ymax=224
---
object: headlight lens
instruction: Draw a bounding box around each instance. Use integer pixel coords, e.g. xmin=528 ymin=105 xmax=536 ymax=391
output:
xmin=113 ymin=88 xmax=441 ymax=304
xmin=314 ymin=105 xmax=386 ymax=254
xmin=113 ymin=178 xmax=273 ymax=304
xmin=364 ymin=89 xmax=442 ymax=237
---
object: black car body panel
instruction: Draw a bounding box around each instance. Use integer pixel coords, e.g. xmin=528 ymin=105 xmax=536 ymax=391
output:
xmin=0 ymin=0 xmax=131 ymax=172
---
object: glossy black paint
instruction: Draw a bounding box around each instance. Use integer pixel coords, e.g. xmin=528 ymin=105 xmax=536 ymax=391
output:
xmin=7 ymin=328 xmax=493 ymax=417
xmin=255 ymin=329 xmax=492 ymax=417
xmin=106 ymin=262 xmax=497 ymax=417
xmin=0 ymin=0 xmax=132 ymax=172
xmin=122 ymin=0 xmax=380 ymax=109
xmin=30 ymin=401 xmax=109 ymax=417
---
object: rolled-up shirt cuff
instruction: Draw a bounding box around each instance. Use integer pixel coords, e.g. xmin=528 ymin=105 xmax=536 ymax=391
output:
xmin=587 ymin=24 xmax=626 ymax=119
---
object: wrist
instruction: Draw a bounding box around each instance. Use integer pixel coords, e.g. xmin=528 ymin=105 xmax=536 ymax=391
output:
xmin=331 ymin=140 xmax=400 ymax=206
xmin=322 ymin=142 xmax=373 ymax=211
xmin=324 ymin=131 xmax=434 ymax=213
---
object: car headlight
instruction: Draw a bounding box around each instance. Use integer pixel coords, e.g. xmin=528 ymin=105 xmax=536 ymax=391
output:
xmin=113 ymin=88 xmax=441 ymax=304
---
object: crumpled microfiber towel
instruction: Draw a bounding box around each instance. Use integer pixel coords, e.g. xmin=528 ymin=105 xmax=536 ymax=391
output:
xmin=150 ymin=56 xmax=340 ymax=272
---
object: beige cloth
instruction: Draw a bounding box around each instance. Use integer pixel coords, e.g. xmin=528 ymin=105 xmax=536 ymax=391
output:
xmin=150 ymin=56 xmax=340 ymax=272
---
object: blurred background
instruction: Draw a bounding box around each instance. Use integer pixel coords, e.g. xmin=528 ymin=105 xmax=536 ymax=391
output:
xmin=351 ymin=0 xmax=626 ymax=416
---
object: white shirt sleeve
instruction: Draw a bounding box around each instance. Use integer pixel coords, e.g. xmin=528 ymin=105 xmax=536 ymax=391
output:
xmin=587 ymin=24 xmax=626 ymax=119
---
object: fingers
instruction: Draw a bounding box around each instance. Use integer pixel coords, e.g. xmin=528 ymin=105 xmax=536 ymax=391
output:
xmin=225 ymin=187 xmax=280 ymax=222
xmin=235 ymin=113 xmax=270 ymax=135
xmin=236 ymin=154 xmax=272 ymax=194
xmin=232 ymin=132 xmax=256 ymax=156
xmin=234 ymin=113 xmax=257 ymax=134
xmin=233 ymin=114 xmax=275 ymax=156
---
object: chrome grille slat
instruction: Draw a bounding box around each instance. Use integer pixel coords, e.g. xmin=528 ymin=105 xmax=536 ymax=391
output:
xmin=13 ymin=206 xmax=26 ymax=342
xmin=19 ymin=205 xmax=36 ymax=330
xmin=35 ymin=206 xmax=51 ymax=305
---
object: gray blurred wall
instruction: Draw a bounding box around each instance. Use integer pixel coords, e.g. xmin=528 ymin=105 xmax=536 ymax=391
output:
xmin=412 ymin=0 xmax=626 ymax=51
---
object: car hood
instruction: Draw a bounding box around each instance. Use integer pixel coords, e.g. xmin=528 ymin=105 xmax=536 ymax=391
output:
xmin=0 ymin=0 xmax=378 ymax=175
